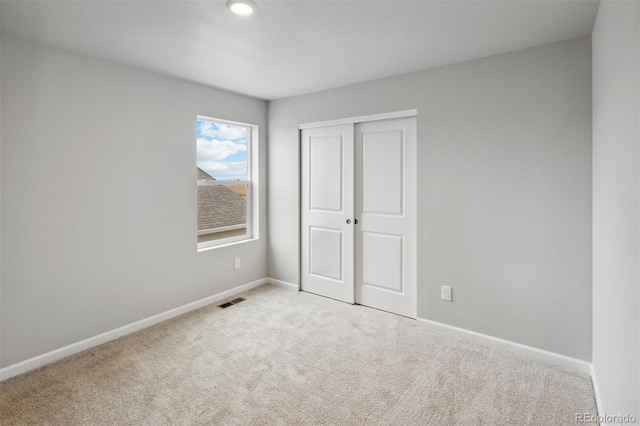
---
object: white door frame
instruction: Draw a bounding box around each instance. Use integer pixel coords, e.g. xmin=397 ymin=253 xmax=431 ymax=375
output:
xmin=299 ymin=110 xmax=417 ymax=130
xmin=298 ymin=109 xmax=418 ymax=317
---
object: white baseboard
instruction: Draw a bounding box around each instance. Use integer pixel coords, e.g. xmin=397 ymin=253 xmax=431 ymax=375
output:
xmin=590 ymin=364 xmax=603 ymax=416
xmin=0 ymin=280 xmax=593 ymax=385
xmin=0 ymin=277 xmax=270 ymax=382
xmin=416 ymin=317 xmax=591 ymax=374
xmin=266 ymin=277 xmax=299 ymax=291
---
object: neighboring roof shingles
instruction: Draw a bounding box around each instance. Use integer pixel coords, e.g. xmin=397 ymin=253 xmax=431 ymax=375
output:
xmin=198 ymin=167 xmax=216 ymax=182
xmin=197 ymin=168 xmax=246 ymax=231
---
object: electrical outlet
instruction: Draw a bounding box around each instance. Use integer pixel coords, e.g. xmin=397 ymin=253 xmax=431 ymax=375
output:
xmin=441 ymin=286 xmax=452 ymax=302
xmin=234 ymin=258 xmax=241 ymax=270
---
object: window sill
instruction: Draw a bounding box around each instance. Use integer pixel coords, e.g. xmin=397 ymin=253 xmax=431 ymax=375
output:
xmin=197 ymin=237 xmax=259 ymax=253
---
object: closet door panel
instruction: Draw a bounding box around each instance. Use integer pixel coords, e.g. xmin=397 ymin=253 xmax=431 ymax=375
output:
xmin=362 ymin=129 xmax=404 ymax=216
xmin=362 ymin=232 xmax=404 ymax=292
xmin=356 ymin=117 xmax=417 ymax=318
xmin=309 ymin=135 xmax=343 ymax=212
xmin=301 ymin=124 xmax=355 ymax=304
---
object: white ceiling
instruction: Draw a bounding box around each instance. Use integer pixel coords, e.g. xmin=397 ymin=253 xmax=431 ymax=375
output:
xmin=1 ymin=0 xmax=599 ymax=100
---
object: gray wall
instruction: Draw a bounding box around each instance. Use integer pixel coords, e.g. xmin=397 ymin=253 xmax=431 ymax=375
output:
xmin=268 ymin=38 xmax=592 ymax=361
xmin=0 ymin=36 xmax=268 ymax=367
xmin=0 ymin=5 xmax=3 ymax=367
xmin=592 ymin=0 xmax=640 ymax=418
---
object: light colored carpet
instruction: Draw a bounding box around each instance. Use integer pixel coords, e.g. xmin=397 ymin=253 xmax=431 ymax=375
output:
xmin=0 ymin=284 xmax=597 ymax=425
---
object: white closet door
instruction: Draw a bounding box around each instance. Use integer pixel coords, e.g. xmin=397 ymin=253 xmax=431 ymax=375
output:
xmin=301 ymin=124 xmax=355 ymax=303
xmin=355 ymin=117 xmax=417 ymax=318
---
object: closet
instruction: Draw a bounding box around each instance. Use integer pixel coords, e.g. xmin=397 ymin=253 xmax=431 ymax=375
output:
xmin=300 ymin=113 xmax=417 ymax=318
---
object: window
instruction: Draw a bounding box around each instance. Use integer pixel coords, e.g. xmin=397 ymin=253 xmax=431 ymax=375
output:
xmin=196 ymin=116 xmax=256 ymax=249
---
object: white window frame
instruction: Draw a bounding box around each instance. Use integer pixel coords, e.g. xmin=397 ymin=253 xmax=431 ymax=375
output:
xmin=197 ymin=115 xmax=259 ymax=251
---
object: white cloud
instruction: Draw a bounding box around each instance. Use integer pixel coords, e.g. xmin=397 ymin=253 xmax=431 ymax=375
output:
xmin=197 ymin=138 xmax=246 ymax=162
xmin=200 ymin=161 xmax=247 ymax=178
xmin=199 ymin=121 xmax=247 ymax=142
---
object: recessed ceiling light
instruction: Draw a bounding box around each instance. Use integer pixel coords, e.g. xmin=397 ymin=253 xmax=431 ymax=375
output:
xmin=226 ymin=0 xmax=257 ymax=16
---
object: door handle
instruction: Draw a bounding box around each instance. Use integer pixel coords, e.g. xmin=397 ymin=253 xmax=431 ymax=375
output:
xmin=346 ymin=219 xmax=351 ymax=224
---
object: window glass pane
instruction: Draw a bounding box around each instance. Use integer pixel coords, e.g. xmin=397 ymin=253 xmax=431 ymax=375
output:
xmin=196 ymin=119 xmax=248 ymax=180
xmin=196 ymin=118 xmax=251 ymax=245
xmin=197 ymin=181 xmax=248 ymax=243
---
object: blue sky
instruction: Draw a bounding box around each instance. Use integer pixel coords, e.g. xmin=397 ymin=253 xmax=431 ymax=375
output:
xmin=196 ymin=119 xmax=247 ymax=180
